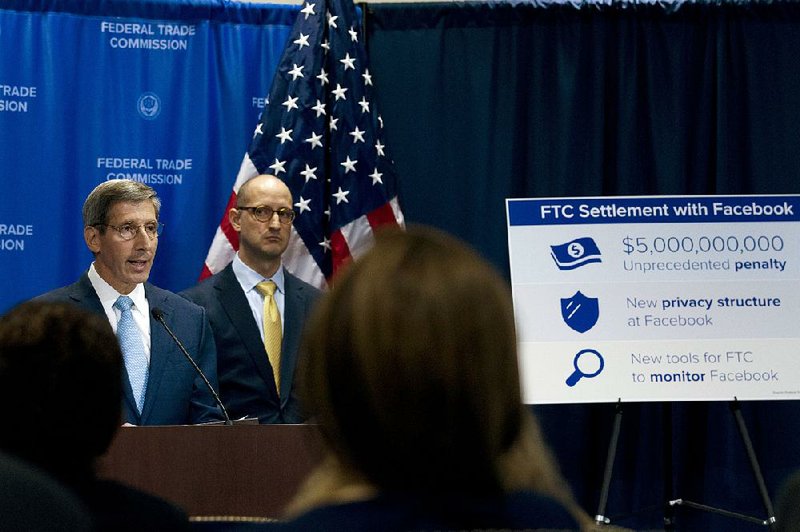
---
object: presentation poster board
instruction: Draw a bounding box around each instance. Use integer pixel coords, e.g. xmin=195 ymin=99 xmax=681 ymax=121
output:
xmin=506 ymin=195 xmax=800 ymax=404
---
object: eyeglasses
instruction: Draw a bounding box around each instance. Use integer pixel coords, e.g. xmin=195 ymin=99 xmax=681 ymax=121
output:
xmin=95 ymin=222 xmax=164 ymax=241
xmin=237 ymin=205 xmax=296 ymax=224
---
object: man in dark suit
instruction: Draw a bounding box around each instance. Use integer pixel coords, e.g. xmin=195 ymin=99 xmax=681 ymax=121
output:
xmin=181 ymin=174 xmax=320 ymax=423
xmin=36 ymin=179 xmax=222 ymax=426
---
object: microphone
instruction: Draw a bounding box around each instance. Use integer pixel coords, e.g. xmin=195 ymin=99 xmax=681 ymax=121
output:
xmin=151 ymin=308 xmax=233 ymax=426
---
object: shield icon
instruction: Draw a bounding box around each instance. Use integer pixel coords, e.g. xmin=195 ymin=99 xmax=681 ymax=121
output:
xmin=560 ymin=291 xmax=599 ymax=333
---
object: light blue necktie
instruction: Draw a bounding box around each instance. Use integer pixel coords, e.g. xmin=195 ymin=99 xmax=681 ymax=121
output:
xmin=114 ymin=296 xmax=149 ymax=414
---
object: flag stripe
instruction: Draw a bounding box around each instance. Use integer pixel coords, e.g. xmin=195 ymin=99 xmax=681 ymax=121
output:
xmin=219 ymin=192 xmax=240 ymax=248
xmin=232 ymin=153 xmax=260 ymax=193
xmin=203 ymin=226 xmax=237 ymax=277
xmin=367 ymin=200 xmax=400 ymax=230
xmin=340 ymin=215 xmax=375 ymax=261
xmin=283 ymin=229 xmax=327 ymax=288
xmin=330 ymin=229 xmax=352 ymax=276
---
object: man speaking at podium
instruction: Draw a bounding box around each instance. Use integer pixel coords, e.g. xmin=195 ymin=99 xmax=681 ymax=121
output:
xmin=37 ymin=179 xmax=223 ymax=426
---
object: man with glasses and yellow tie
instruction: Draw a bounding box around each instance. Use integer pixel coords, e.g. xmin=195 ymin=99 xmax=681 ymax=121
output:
xmin=36 ymin=179 xmax=223 ymax=426
xmin=181 ymin=174 xmax=320 ymax=424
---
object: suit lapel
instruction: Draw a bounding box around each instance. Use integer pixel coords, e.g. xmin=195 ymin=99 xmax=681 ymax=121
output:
xmin=73 ymin=274 xmax=140 ymax=423
xmin=71 ymin=274 xmax=107 ymax=315
xmin=280 ymin=272 xmax=306 ymax=404
xmin=139 ymin=284 xmax=171 ymax=424
xmin=119 ymin=365 xmax=140 ymax=424
xmin=215 ymin=266 xmax=277 ymax=394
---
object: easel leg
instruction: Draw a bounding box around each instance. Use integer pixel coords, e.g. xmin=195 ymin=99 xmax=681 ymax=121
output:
xmin=729 ymin=398 xmax=777 ymax=530
xmin=595 ymin=399 xmax=623 ymax=526
xmin=663 ymin=402 xmax=675 ymax=530
xmin=668 ymin=399 xmax=777 ymax=528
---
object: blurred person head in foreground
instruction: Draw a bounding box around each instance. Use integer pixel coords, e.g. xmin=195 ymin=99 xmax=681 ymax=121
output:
xmin=0 ymin=301 xmax=122 ymax=481
xmin=0 ymin=301 xmax=189 ymax=531
xmin=286 ymin=226 xmax=592 ymax=530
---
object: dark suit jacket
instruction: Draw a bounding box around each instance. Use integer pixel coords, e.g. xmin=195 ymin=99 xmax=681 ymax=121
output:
xmin=180 ymin=264 xmax=320 ymax=423
xmin=36 ymin=273 xmax=223 ymax=426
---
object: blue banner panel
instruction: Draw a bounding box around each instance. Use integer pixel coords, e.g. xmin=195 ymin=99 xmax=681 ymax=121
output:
xmin=0 ymin=0 xmax=296 ymax=311
xmin=508 ymin=195 xmax=800 ymax=226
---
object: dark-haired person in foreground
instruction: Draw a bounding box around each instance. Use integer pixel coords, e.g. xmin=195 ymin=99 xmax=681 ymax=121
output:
xmin=36 ymin=179 xmax=222 ymax=425
xmin=282 ymin=226 xmax=594 ymax=530
xmin=0 ymin=301 xmax=189 ymax=531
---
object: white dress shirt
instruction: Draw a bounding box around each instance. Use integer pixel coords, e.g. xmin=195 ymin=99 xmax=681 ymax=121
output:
xmin=88 ymin=263 xmax=152 ymax=363
xmin=232 ymin=253 xmax=286 ymax=341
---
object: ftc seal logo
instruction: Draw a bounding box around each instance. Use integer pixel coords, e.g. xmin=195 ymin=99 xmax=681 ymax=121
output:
xmin=137 ymin=92 xmax=161 ymax=120
xmin=560 ymin=291 xmax=599 ymax=333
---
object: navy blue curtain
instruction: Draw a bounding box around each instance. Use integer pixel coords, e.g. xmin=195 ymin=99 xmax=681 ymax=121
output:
xmin=365 ymin=3 xmax=800 ymax=530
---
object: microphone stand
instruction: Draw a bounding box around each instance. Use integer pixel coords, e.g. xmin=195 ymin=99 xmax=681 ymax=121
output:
xmin=152 ymin=310 xmax=233 ymax=426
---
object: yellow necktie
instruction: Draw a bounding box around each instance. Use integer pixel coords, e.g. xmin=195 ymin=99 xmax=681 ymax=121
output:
xmin=256 ymin=280 xmax=282 ymax=394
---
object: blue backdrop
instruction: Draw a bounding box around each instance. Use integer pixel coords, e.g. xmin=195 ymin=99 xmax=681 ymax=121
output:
xmin=0 ymin=0 xmax=296 ymax=310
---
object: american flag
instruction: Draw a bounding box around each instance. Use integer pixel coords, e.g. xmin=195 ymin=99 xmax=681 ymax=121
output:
xmin=201 ymin=0 xmax=404 ymax=288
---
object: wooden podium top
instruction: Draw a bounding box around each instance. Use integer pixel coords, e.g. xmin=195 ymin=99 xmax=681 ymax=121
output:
xmin=96 ymin=424 xmax=324 ymax=519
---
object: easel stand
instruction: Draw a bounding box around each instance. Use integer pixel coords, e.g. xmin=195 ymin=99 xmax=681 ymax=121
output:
xmin=594 ymin=399 xmax=624 ymax=525
xmin=594 ymin=398 xmax=777 ymax=529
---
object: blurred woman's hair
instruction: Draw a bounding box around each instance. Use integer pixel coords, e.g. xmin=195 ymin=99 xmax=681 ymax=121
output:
xmin=298 ymin=226 xmax=576 ymax=508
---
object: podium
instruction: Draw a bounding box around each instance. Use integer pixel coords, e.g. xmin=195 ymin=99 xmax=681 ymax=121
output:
xmin=96 ymin=424 xmax=324 ymax=519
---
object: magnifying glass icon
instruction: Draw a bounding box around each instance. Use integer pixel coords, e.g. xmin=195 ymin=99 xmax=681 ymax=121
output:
xmin=566 ymin=349 xmax=605 ymax=387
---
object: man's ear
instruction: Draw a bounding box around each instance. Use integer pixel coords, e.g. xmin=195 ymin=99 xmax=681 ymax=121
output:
xmin=84 ymin=225 xmax=101 ymax=254
xmin=229 ymin=208 xmax=242 ymax=232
